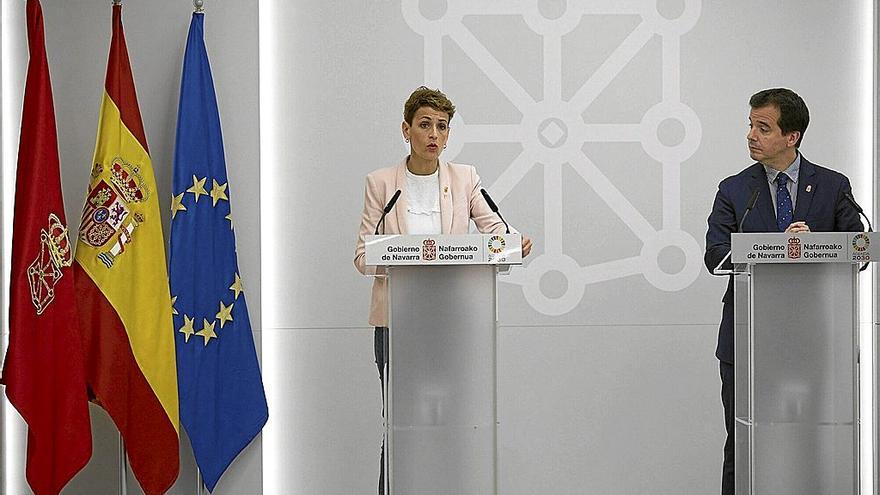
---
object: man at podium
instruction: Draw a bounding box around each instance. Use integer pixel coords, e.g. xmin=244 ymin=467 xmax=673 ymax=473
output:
xmin=704 ymin=87 xmax=864 ymax=495
xmin=353 ymin=86 xmax=532 ymax=493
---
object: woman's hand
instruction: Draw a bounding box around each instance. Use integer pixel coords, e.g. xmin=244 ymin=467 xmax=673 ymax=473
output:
xmin=521 ymin=235 xmax=533 ymax=257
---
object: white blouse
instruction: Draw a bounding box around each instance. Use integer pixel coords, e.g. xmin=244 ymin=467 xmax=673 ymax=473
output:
xmin=404 ymin=167 xmax=442 ymax=235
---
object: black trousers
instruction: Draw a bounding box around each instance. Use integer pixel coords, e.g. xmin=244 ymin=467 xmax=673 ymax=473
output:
xmin=720 ymin=361 xmax=734 ymax=495
xmin=375 ymin=327 xmax=389 ymax=495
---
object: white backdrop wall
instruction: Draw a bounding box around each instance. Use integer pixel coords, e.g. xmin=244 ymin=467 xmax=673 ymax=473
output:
xmin=1 ymin=0 xmax=876 ymax=494
xmin=875 ymin=5 xmax=880 ymax=493
xmin=1 ymin=1 xmax=261 ymax=494
xmin=875 ymin=5 xmax=880 ymax=492
xmin=260 ymin=1 xmax=874 ymax=494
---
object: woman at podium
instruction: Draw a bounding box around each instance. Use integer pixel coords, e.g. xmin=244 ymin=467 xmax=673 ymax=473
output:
xmin=353 ymin=86 xmax=531 ymax=492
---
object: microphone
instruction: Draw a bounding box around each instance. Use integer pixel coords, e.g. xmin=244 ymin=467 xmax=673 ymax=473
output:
xmin=480 ymin=188 xmax=509 ymax=234
xmin=843 ymin=191 xmax=872 ymax=273
xmin=715 ymin=188 xmax=760 ymax=274
xmin=738 ymin=188 xmax=760 ymax=233
xmin=843 ymin=191 xmax=873 ymax=232
xmin=374 ymin=189 xmax=401 ymax=235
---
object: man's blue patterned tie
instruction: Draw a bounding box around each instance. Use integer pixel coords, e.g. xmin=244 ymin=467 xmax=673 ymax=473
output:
xmin=776 ymin=173 xmax=793 ymax=232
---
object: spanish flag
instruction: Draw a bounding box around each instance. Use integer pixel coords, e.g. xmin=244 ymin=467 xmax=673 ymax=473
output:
xmin=73 ymin=4 xmax=179 ymax=494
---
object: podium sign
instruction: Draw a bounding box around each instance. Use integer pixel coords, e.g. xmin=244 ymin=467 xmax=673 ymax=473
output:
xmin=730 ymin=232 xmax=876 ymax=495
xmin=364 ymin=233 xmax=522 ymax=266
xmin=731 ymin=232 xmax=877 ymax=263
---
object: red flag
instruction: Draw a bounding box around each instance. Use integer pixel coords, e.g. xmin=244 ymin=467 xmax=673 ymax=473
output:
xmin=0 ymin=1 xmax=92 ymax=494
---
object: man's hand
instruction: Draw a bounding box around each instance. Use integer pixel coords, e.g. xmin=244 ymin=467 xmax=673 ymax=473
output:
xmin=784 ymin=221 xmax=811 ymax=233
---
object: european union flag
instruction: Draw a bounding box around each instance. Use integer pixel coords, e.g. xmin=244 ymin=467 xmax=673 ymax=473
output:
xmin=169 ymin=12 xmax=268 ymax=492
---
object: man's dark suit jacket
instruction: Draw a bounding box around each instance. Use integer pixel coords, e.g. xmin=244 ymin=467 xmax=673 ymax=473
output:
xmin=704 ymin=156 xmax=863 ymax=363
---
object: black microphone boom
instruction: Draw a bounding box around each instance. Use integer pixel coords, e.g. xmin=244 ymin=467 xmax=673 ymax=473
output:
xmin=480 ymin=188 xmax=510 ymax=234
xmin=715 ymin=188 xmax=760 ymax=274
xmin=842 ymin=191 xmax=872 ymax=273
xmin=844 ymin=191 xmax=873 ymax=232
xmin=738 ymin=188 xmax=760 ymax=233
xmin=374 ymin=189 xmax=402 ymax=235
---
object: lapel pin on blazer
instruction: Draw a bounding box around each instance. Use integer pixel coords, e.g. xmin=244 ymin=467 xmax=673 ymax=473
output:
xmin=443 ymin=185 xmax=449 ymax=194
xmin=806 ymin=184 xmax=812 ymax=193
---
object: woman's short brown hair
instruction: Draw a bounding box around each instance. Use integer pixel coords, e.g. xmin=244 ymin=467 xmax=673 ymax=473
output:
xmin=403 ymin=86 xmax=456 ymax=125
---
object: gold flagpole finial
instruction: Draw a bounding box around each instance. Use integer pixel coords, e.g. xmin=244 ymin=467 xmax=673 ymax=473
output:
xmin=194 ymin=0 xmax=204 ymax=13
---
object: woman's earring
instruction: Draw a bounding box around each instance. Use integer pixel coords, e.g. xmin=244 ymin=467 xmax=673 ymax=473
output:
xmin=443 ymin=144 xmax=447 ymax=149
xmin=405 ymin=138 xmax=410 ymax=143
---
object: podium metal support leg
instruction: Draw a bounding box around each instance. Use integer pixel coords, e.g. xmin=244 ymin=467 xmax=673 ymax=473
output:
xmin=119 ymin=436 xmax=127 ymax=495
xmin=196 ymin=468 xmax=205 ymax=494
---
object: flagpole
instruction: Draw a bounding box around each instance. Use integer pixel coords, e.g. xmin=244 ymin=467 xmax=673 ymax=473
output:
xmin=110 ymin=3 xmax=127 ymax=493
xmin=111 ymin=0 xmax=124 ymax=476
xmin=187 ymin=3 xmax=204 ymax=492
xmin=119 ymin=436 xmax=128 ymax=495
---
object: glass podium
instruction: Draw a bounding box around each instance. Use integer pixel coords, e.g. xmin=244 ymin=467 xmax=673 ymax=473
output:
xmin=365 ymin=233 xmax=521 ymax=495
xmin=729 ymin=232 xmax=877 ymax=495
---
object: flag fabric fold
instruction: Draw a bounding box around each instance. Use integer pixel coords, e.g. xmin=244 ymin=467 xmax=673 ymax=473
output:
xmin=169 ymin=13 xmax=268 ymax=492
xmin=73 ymin=4 xmax=179 ymax=494
xmin=1 ymin=1 xmax=92 ymax=493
